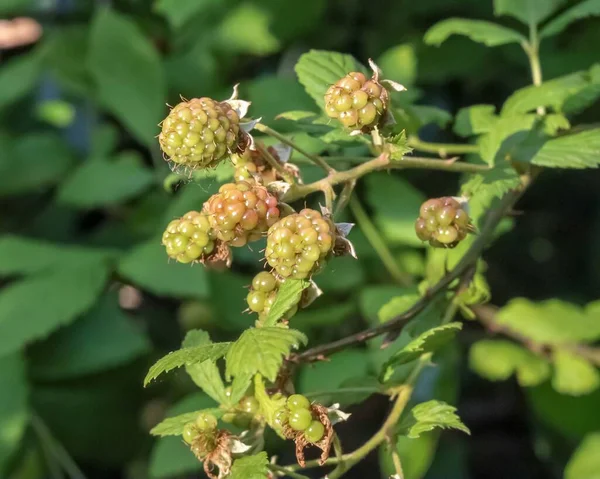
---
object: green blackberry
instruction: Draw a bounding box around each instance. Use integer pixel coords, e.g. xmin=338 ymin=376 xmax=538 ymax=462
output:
xmin=415 ymin=197 xmax=474 ymax=248
xmin=162 ymin=211 xmax=216 ymax=263
xmin=246 ymin=271 xmax=299 ymax=321
xmin=265 ymin=209 xmax=334 ymax=279
xmin=159 ymin=97 xmax=240 ymax=169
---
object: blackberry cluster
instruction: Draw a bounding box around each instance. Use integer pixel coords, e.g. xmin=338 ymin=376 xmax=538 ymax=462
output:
xmin=275 ymin=395 xmax=325 ymax=443
xmin=162 ymin=211 xmax=216 ymax=263
xmin=265 ymin=209 xmax=334 ymax=279
xmin=182 ymin=412 xmax=218 ymax=445
xmin=222 ymin=395 xmax=260 ymax=429
xmin=246 ymin=271 xmax=299 ymax=321
xmin=159 ymin=97 xmax=240 ymax=169
xmin=202 ymin=181 xmax=281 ymax=247
xmin=324 ymin=71 xmax=388 ymax=131
xmin=415 ymin=197 xmax=473 ymax=248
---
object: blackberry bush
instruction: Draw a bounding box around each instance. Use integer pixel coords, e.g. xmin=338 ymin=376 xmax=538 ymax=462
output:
xmin=265 ymin=209 xmax=334 ymax=279
xmin=202 ymin=181 xmax=281 ymax=247
xmin=159 ymin=97 xmax=240 ymax=170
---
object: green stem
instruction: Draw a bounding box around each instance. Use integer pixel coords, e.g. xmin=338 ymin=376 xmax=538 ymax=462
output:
xmin=283 ymin=155 xmax=489 ymax=202
xmin=255 ymin=123 xmax=335 ymax=173
xmin=334 ymin=180 xmax=356 ymax=218
xmin=255 ymin=141 xmax=295 ymax=183
xmin=349 ymin=196 xmax=413 ymax=287
xmin=391 ymin=447 xmax=405 ymax=479
xmin=407 ymin=136 xmax=480 ymax=156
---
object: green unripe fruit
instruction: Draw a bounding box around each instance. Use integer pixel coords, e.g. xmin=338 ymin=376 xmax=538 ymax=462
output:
xmin=436 ymin=206 xmax=456 ymax=227
xmin=195 ymin=412 xmax=217 ymax=431
xmin=239 ymin=396 xmax=259 ymax=415
xmin=247 ymin=290 xmax=266 ymax=313
xmin=416 ymin=197 xmax=474 ymax=248
xmin=252 ymin=271 xmax=277 ymax=292
xmin=287 ymin=394 xmax=310 ymax=411
xmin=435 ymin=226 xmax=459 ymax=244
xmin=162 ymin=211 xmax=216 ymax=264
xmin=289 ymin=409 xmax=313 ymax=431
xmin=305 ymin=420 xmax=325 ymax=443
xmin=182 ymin=423 xmax=198 ymax=444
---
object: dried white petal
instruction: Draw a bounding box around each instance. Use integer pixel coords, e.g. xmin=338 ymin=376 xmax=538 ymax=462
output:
xmin=240 ymin=117 xmax=261 ymax=133
xmin=382 ymin=79 xmax=407 ymax=92
xmin=301 ymin=280 xmax=323 ymax=308
xmin=271 ymin=143 xmax=292 ymax=163
xmin=230 ymin=438 xmax=252 ymax=454
xmin=327 ymin=403 xmax=352 ymax=425
xmin=368 ymin=58 xmax=383 ymax=79
xmin=267 ymin=180 xmax=292 ymax=199
xmin=335 ymin=222 xmax=354 ymax=237
xmin=349 ymin=129 xmax=363 ymax=136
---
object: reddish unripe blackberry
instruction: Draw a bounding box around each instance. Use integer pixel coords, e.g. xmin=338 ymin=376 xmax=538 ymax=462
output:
xmin=162 ymin=211 xmax=216 ymax=263
xmin=415 ymin=197 xmax=474 ymax=248
xmin=202 ymin=181 xmax=281 ymax=247
xmin=265 ymin=209 xmax=334 ymax=279
xmin=159 ymin=97 xmax=240 ymax=169
xmin=324 ymin=71 xmax=388 ymax=131
xmin=246 ymin=271 xmax=299 ymax=320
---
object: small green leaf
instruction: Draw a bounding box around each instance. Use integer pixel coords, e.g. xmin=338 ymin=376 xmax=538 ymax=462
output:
xmin=150 ymin=408 xmax=223 ymax=437
xmin=512 ymin=128 xmax=600 ymax=169
xmin=154 ymin=0 xmax=220 ymax=29
xmin=493 ymin=0 xmax=566 ymax=26
xmin=0 ymin=236 xmax=117 ymax=277
xmin=541 ymin=0 xmax=600 ymax=37
xmin=403 ymin=400 xmax=470 ymax=438
xmin=387 ymin=131 xmax=413 ymax=161
xmin=454 ymin=105 xmax=498 ymax=137
xmin=365 ymin=173 xmax=426 ymax=247
xmin=144 ymin=342 xmax=231 ymax=386
xmin=0 ymin=134 xmax=74 ymax=197
xmin=118 ymin=241 xmax=210 ymax=300
xmin=565 ymin=433 xmax=600 ymax=479
xmin=381 ymin=323 xmax=462 ymax=382
xmin=181 ymin=330 xmax=228 ymax=405
xmin=225 ymin=327 xmax=307 ymax=382
xmin=502 ymin=68 xmax=599 ymax=116
xmin=0 ymin=49 xmax=41 ymax=111
xmin=0 ymin=263 xmax=109 ymax=357
xmin=552 ymin=349 xmax=600 ymax=396
xmin=496 ymin=298 xmax=600 ymax=344
xmin=57 ymin=156 xmax=154 ymax=208
xmin=88 ymin=8 xmax=166 ymax=146
xmin=295 ymin=50 xmax=365 ymax=109
xmin=254 ymin=374 xmax=287 ymax=433
xmin=478 ymin=114 xmax=537 ymax=165
xmin=360 ymin=286 xmax=411 ymax=325
xmin=461 ymin=166 xmax=521 ymax=211
xmin=425 ymin=18 xmax=526 ymax=47
xmin=29 ymin=293 xmax=150 ymax=380
xmin=229 ymin=452 xmax=269 ymax=479
xmin=0 ymin=353 xmax=28 ymax=474
xmin=469 ymin=339 xmax=551 ymax=387
xmin=276 ymin=110 xmax=321 ymax=122
xmin=263 ymin=279 xmax=309 ymax=327
xmin=378 ymin=293 xmax=421 ymax=324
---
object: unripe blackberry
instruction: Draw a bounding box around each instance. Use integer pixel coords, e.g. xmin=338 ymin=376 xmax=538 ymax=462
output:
xmin=231 ymin=146 xmax=296 ymax=185
xmin=324 ymin=71 xmax=388 ymax=131
xmin=246 ymin=271 xmax=299 ymax=321
xmin=202 ymin=181 xmax=281 ymax=247
xmin=159 ymin=97 xmax=240 ymax=169
xmin=415 ymin=197 xmax=474 ymax=248
xmin=162 ymin=211 xmax=216 ymax=263
xmin=265 ymin=209 xmax=334 ymax=279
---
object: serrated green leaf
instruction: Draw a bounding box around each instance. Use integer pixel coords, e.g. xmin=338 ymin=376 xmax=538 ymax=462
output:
xmin=118 ymin=241 xmax=210 ymax=300
xmin=365 ymin=173 xmax=426 ymax=247
xmin=0 ymin=353 xmax=28 ymax=474
xmin=295 ymin=50 xmax=365 ymax=110
xmin=0 ymin=263 xmax=109 ymax=357
xmin=512 ymin=128 xmax=600 ymax=169
xmin=150 ymin=407 xmax=223 ymax=437
xmin=226 ymin=328 xmax=307 ymax=382
xmin=494 ymin=0 xmax=566 ymax=26
xmin=541 ymin=0 xmax=600 ymax=37
xmin=182 ymin=331 xmax=228 ymax=404
xmin=154 ymin=0 xmax=220 ymax=29
xmin=381 ymin=323 xmax=462 ymax=382
xmin=0 ymin=236 xmax=117 ymax=277
xmin=457 ymin=273 xmax=491 ymax=310
xmin=254 ymin=374 xmax=286 ymax=434
xmin=263 ymin=280 xmax=308 ymax=327
xmin=478 ymin=114 xmax=536 ymax=165
xmin=29 ymin=293 xmax=150 ymax=380
xmin=424 ymin=18 xmax=526 ymax=47
xmin=378 ymin=294 xmax=421 ymax=324
xmin=565 ymin=433 xmax=600 ymax=479
xmin=502 ymin=68 xmax=599 ymax=116
xmin=57 ymin=156 xmax=154 ymax=208
xmin=461 ymin=166 xmax=521 ymax=207
xmin=144 ymin=342 xmax=231 ymax=386
xmin=403 ymin=400 xmax=470 ymax=439
xmin=454 ymin=105 xmax=498 ymax=137
xmin=387 ymin=131 xmax=413 ymax=161
xmin=229 ymin=452 xmax=269 ymax=479
xmin=552 ymin=349 xmax=600 ymax=396
xmin=88 ymin=8 xmax=166 ymax=146
xmin=469 ymin=340 xmax=551 ymax=387
xmin=496 ymin=298 xmax=600 ymax=344
xmin=0 ymin=134 xmax=75 ymax=197
xmin=0 ymin=49 xmax=42 ymax=111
